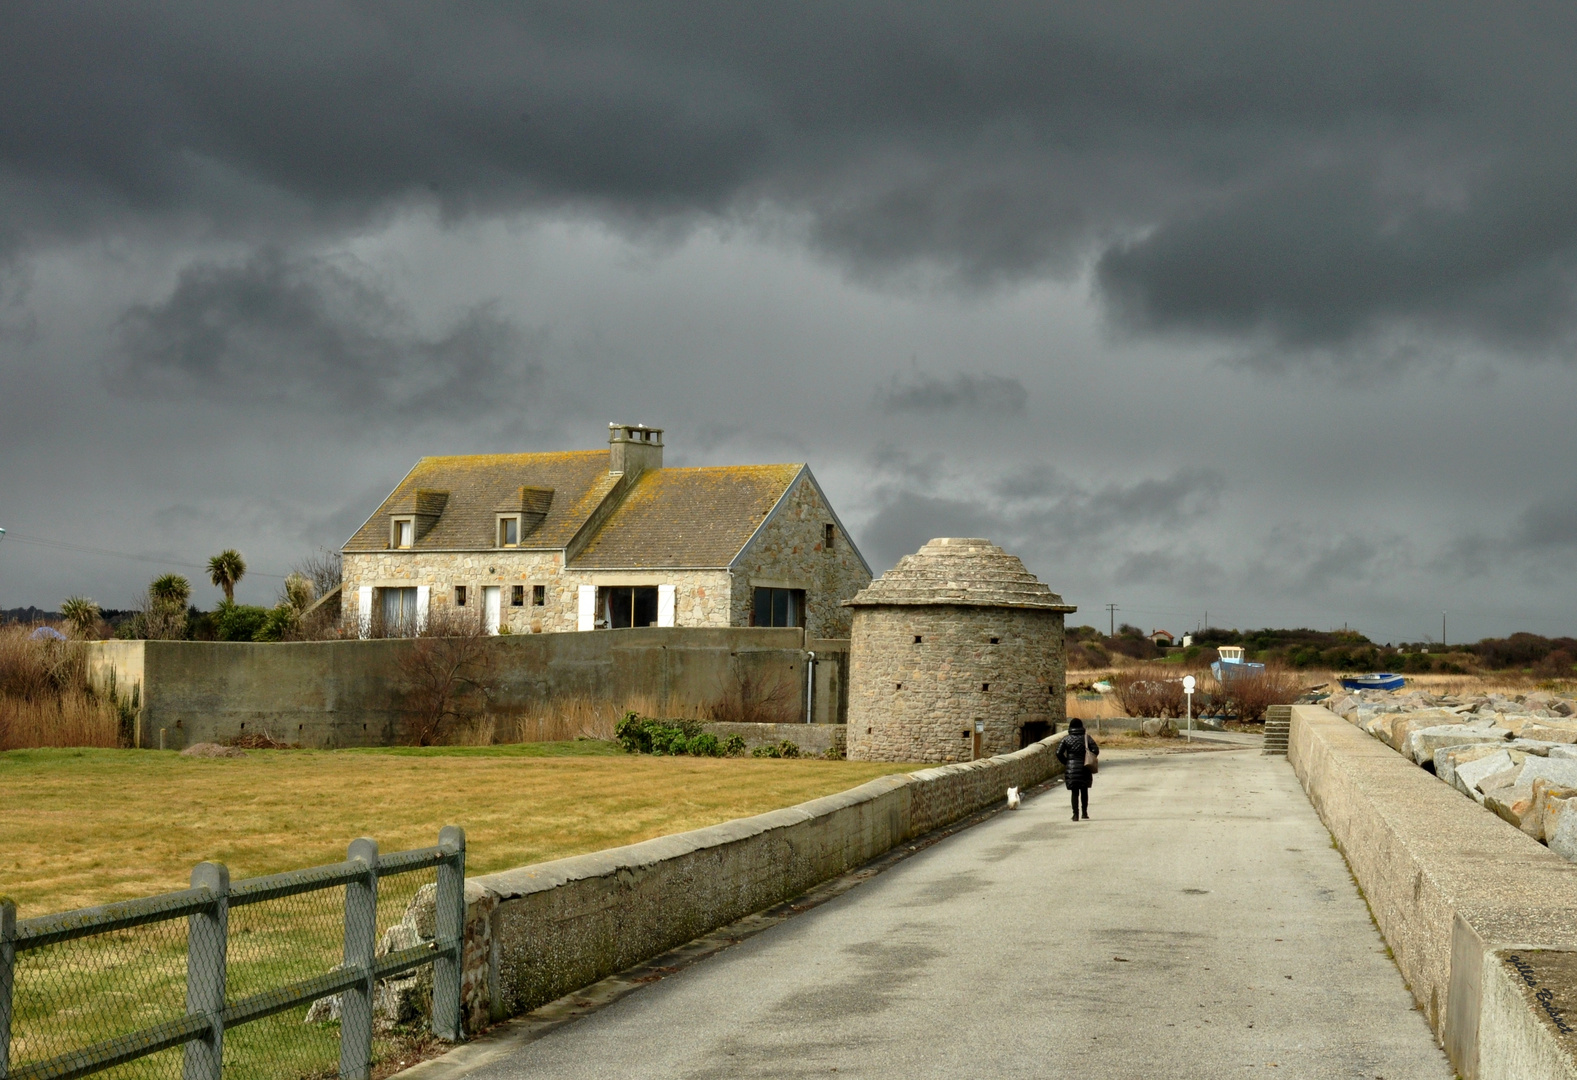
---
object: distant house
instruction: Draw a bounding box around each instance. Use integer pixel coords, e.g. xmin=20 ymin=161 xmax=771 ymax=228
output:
xmin=1149 ymin=630 xmax=1175 ymax=647
xmin=341 ymin=424 xmax=872 ymax=638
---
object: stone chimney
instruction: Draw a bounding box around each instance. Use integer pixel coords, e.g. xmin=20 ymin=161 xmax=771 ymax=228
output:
xmin=609 ymin=423 xmax=664 ymax=476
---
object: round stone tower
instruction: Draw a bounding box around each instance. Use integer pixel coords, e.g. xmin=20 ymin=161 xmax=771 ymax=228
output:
xmin=844 ymin=537 xmax=1076 ymax=763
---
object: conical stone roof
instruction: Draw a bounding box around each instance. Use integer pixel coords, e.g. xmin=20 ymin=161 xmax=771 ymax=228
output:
xmin=845 ymin=537 xmax=1075 ymax=611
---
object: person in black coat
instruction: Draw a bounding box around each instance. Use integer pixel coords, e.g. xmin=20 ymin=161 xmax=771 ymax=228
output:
xmin=1056 ymin=718 xmax=1099 ymax=821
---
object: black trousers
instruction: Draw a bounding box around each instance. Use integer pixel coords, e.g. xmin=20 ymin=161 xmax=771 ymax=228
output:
xmin=1069 ymin=783 xmax=1089 ymax=815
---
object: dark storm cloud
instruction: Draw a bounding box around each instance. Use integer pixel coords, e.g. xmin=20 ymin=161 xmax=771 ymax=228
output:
xmin=860 ymin=462 xmax=1222 ymax=571
xmin=116 ymin=248 xmax=538 ymax=415
xmin=7 ymin=4 xmax=1577 ymax=355
xmin=877 ymin=372 xmax=1027 ymax=414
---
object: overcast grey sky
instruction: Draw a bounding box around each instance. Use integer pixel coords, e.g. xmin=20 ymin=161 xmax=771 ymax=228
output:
xmin=2 ymin=2 xmax=1575 ymax=643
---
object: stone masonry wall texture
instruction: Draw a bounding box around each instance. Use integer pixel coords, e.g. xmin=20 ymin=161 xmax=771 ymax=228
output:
xmin=845 ymin=538 xmax=1075 ymax=764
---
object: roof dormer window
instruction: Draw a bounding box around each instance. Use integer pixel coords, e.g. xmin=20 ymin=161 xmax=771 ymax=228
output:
xmin=392 ymin=517 xmax=415 ymax=549
xmin=498 ymin=515 xmax=521 ymax=547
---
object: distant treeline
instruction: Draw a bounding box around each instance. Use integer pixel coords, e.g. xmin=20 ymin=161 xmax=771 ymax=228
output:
xmin=1067 ymin=623 xmax=1577 ymax=675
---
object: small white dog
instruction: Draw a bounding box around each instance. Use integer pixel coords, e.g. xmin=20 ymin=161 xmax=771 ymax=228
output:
xmin=1006 ymin=786 xmax=1021 ymax=810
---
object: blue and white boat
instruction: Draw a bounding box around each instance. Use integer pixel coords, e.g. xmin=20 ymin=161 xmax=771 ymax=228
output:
xmin=1210 ymin=645 xmax=1266 ymax=682
xmin=1340 ymin=672 xmax=1406 ymax=692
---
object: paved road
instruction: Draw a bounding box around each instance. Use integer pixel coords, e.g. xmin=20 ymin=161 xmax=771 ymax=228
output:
xmin=470 ymin=748 xmax=1451 ymax=1079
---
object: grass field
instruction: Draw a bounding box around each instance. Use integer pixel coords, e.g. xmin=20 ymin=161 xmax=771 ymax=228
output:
xmin=1 ymin=741 xmax=924 ymax=917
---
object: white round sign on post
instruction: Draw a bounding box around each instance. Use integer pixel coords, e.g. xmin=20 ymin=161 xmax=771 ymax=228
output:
xmin=1183 ymin=675 xmax=1196 ymax=691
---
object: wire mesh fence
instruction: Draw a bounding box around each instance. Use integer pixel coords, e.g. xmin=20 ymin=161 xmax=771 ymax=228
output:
xmin=0 ymin=828 xmax=465 ymax=1080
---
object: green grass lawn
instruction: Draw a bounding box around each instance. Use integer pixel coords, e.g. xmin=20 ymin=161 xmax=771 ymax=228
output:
xmin=3 ymin=742 xmax=922 ymax=1079
xmin=1 ymin=741 xmax=921 ymax=917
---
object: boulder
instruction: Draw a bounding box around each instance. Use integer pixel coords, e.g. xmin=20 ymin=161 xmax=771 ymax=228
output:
xmin=1454 ymin=750 xmax=1515 ymax=802
xmin=1552 ymin=698 xmax=1576 ymax=718
xmin=1436 ymin=743 xmax=1516 ymax=789
xmin=1511 ymin=754 xmax=1577 ymax=792
xmin=1406 ymin=726 xmax=1506 ymax=766
xmin=1547 ymin=793 xmax=1577 ymax=861
xmin=1551 ymin=745 xmax=1577 ymax=761
xmin=1485 ymin=784 xmax=1537 ymax=831
xmin=1522 ymin=723 xmax=1577 ymax=745
xmin=1530 ymin=779 xmax=1577 ymax=843
xmin=1140 ymin=718 xmax=1178 ymax=737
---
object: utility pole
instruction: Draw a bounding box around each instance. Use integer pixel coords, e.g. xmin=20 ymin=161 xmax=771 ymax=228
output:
xmin=1106 ymin=603 xmax=1118 ymax=637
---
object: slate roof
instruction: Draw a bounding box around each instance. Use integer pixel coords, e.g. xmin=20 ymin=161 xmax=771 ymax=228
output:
xmin=343 ymin=451 xmax=618 ymax=552
xmin=343 ymin=453 xmax=809 ymax=568
xmin=846 ymin=537 xmax=1076 ymax=611
xmin=571 ymin=464 xmax=806 ymax=568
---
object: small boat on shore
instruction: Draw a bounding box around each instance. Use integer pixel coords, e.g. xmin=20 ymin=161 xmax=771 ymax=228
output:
xmin=1340 ymin=672 xmax=1406 ymax=692
xmin=1211 ymin=645 xmax=1266 ymax=683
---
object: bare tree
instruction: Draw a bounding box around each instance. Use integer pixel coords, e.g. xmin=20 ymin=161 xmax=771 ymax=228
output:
xmin=708 ymin=665 xmax=799 ymax=724
xmin=292 ymin=548 xmax=342 ymax=600
xmin=393 ymin=608 xmax=498 ymax=745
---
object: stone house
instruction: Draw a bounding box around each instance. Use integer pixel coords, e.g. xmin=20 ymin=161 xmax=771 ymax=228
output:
xmin=341 ymin=424 xmax=872 ymax=638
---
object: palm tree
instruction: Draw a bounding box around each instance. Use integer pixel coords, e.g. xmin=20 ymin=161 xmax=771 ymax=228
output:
xmin=150 ymin=573 xmax=192 ymax=609
xmin=207 ymin=550 xmax=247 ymax=604
xmin=60 ymin=596 xmax=101 ymax=638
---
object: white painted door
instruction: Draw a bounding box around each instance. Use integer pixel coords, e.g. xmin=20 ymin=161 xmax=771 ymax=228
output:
xmin=357 ymin=586 xmax=373 ymax=638
xmin=657 ymin=584 xmax=676 ymax=627
xmin=577 ymin=584 xmax=596 ymax=631
xmin=415 ymin=585 xmax=431 ymax=634
xmin=482 ymin=586 xmax=501 ymax=635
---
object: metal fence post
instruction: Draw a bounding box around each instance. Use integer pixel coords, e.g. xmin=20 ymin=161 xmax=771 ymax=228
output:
xmin=339 ymin=838 xmax=378 ymax=1080
xmin=183 ymin=863 xmax=229 ymax=1080
xmin=2 ymin=898 xmax=15 ymax=1080
xmin=432 ymin=827 xmax=466 ymax=1043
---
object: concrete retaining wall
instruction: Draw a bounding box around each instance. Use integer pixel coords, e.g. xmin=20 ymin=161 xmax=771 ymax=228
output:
xmin=85 ymin=629 xmax=849 ymax=749
xmin=1289 ymin=704 xmax=1577 ymax=1079
xmin=445 ymin=735 xmax=1064 ymax=1028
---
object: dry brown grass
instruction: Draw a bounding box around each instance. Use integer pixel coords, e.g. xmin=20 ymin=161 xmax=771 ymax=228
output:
xmin=0 ymin=691 xmax=120 ymax=750
xmin=0 ymin=625 xmax=124 ymax=750
xmin=0 ymin=744 xmax=926 ymax=917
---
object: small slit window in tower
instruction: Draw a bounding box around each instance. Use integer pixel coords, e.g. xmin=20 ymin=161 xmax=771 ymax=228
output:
xmin=454 ymin=586 xmax=467 ymax=607
xmin=981 ymin=682 xmax=990 ymax=691
xmin=824 ymin=523 xmax=836 ymax=549
xmin=990 ymin=637 xmax=999 ymax=644
xmin=914 ymin=635 xmax=923 ymax=644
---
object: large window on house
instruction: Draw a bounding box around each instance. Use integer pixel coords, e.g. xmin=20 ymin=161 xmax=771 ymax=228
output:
xmin=601 ymin=586 xmax=659 ymax=628
xmin=392 ymin=518 xmax=414 ymax=549
xmin=380 ymin=587 xmax=419 ymax=634
xmin=498 ymin=515 xmax=520 ymax=547
xmin=752 ymin=587 xmax=805 ymax=628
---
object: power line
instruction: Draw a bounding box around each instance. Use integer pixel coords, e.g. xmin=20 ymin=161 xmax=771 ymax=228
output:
xmin=0 ymin=530 xmax=287 ymax=579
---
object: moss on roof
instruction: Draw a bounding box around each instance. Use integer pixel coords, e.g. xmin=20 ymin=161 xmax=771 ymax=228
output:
xmin=570 ymin=464 xmax=806 ymax=568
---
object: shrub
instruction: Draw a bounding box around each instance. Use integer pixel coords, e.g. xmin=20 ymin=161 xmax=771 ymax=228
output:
xmin=752 ymin=739 xmax=801 ymax=759
xmin=614 ymin=713 xmax=714 ymax=755
xmin=253 ymin=605 xmax=299 ymax=642
xmin=1111 ymin=668 xmax=1192 ymax=718
xmin=214 ymin=601 xmax=271 ymax=642
xmin=1222 ymin=668 xmax=1303 ymax=722
xmin=723 ymin=734 xmax=747 ymax=757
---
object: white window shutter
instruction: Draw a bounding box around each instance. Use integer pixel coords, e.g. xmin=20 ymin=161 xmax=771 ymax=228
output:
xmin=415 ymin=585 xmax=430 ymax=633
xmin=577 ymin=584 xmax=596 ymax=631
xmin=357 ymin=586 xmax=374 ymax=638
xmin=657 ymin=584 xmax=676 ymax=627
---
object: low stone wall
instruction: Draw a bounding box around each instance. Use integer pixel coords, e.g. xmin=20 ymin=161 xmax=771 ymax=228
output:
xmin=441 ymin=736 xmax=1064 ymax=1029
xmin=701 ymin=722 xmax=845 ymax=757
xmin=1289 ymin=704 xmax=1577 ymax=1079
